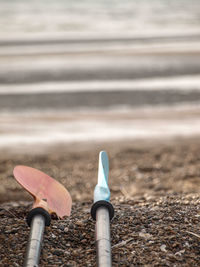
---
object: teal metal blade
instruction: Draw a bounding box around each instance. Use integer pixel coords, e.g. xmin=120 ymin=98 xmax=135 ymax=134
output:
xmin=94 ymin=151 xmax=110 ymax=203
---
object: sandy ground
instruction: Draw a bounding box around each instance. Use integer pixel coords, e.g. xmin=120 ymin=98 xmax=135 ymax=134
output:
xmin=1 ymin=137 xmax=200 ymax=266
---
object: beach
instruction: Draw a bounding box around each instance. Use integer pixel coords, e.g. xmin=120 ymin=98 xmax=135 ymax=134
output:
xmin=1 ymin=0 xmax=200 ymax=266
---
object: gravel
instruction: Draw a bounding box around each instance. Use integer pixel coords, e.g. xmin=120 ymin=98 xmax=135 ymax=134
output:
xmin=1 ymin=138 xmax=200 ymax=266
xmin=1 ymin=194 xmax=200 ymax=266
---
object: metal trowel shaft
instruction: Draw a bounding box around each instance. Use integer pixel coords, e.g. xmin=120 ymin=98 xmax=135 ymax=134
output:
xmin=24 ymin=214 xmax=45 ymax=267
xmin=96 ymin=207 xmax=112 ymax=267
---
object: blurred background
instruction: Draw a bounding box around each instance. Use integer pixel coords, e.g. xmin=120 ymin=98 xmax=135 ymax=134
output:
xmin=1 ymin=0 xmax=200 ymax=152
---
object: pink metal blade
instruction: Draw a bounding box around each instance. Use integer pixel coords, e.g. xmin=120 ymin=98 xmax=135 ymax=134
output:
xmin=13 ymin=165 xmax=72 ymax=218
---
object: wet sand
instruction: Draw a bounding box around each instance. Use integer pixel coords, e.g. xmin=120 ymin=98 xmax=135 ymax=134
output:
xmin=1 ymin=107 xmax=200 ymax=152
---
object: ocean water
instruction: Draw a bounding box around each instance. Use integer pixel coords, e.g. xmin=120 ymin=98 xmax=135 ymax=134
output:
xmin=0 ymin=0 xmax=200 ymax=35
xmin=1 ymin=0 xmax=200 ymax=148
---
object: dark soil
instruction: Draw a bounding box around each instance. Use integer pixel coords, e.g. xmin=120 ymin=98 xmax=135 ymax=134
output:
xmin=1 ymin=138 xmax=200 ymax=266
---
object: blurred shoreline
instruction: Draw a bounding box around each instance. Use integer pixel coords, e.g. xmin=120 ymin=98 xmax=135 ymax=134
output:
xmin=1 ymin=33 xmax=200 ymax=149
xmin=1 ymin=0 xmax=200 ymax=150
xmin=1 ymin=105 xmax=200 ymax=153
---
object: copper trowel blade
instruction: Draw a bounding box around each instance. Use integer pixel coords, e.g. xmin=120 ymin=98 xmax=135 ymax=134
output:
xmin=13 ymin=165 xmax=72 ymax=218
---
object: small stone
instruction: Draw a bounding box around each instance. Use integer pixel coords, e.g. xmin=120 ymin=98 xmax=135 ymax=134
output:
xmin=53 ymin=249 xmax=64 ymax=256
xmin=175 ymin=249 xmax=185 ymax=256
xmin=76 ymin=220 xmax=83 ymax=226
xmin=51 ymin=233 xmax=56 ymax=239
xmin=69 ymin=223 xmax=74 ymax=229
xmin=184 ymin=242 xmax=190 ymax=248
xmin=160 ymin=244 xmax=167 ymax=252
xmin=139 ymin=230 xmax=152 ymax=240
xmin=64 ymin=251 xmax=70 ymax=256
xmin=64 ymin=227 xmax=69 ymax=233
xmin=72 ymin=250 xmax=79 ymax=256
xmin=13 ymin=263 xmax=20 ymax=267
xmin=58 ymin=224 xmax=65 ymax=231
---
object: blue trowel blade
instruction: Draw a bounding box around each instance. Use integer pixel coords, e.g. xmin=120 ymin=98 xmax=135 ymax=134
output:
xmin=94 ymin=151 xmax=111 ymax=203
